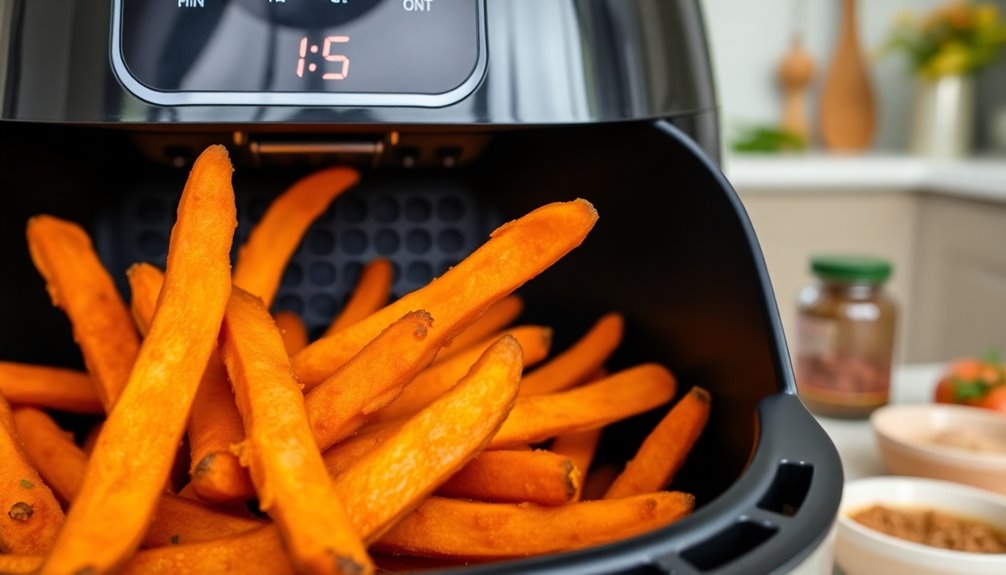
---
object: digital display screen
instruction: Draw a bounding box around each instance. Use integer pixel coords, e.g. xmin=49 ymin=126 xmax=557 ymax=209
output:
xmin=114 ymin=0 xmax=484 ymax=105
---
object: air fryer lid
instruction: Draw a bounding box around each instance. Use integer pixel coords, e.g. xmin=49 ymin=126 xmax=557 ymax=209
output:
xmin=2 ymin=0 xmax=715 ymax=125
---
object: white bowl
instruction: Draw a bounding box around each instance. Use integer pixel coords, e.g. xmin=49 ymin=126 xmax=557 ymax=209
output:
xmin=836 ymin=476 xmax=1006 ymax=575
xmin=871 ymin=404 xmax=1006 ymax=494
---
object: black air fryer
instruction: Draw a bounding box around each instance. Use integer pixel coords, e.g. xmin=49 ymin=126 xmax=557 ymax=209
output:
xmin=0 ymin=1 xmax=842 ymax=573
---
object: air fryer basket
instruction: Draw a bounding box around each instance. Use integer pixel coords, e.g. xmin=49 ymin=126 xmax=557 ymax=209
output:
xmin=0 ymin=120 xmax=841 ymax=574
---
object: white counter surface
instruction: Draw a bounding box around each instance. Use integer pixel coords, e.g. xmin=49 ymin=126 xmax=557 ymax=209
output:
xmin=813 ymin=363 xmax=944 ymax=482
xmin=724 ymin=154 xmax=1006 ymax=203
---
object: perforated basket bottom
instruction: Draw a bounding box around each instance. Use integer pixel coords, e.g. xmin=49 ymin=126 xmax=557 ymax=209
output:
xmin=96 ymin=172 xmax=499 ymax=339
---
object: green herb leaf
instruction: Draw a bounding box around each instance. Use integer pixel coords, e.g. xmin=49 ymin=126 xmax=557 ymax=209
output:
xmin=952 ymin=379 xmax=989 ymax=401
xmin=18 ymin=479 xmax=33 ymax=489
xmin=171 ymin=535 xmax=180 ymax=545
xmin=982 ymin=349 xmax=1002 ymax=365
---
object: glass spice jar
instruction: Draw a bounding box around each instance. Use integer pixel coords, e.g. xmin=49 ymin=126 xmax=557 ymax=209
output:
xmin=795 ymin=255 xmax=897 ymax=419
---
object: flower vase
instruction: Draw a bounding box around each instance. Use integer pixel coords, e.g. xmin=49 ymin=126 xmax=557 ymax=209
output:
xmin=909 ymin=74 xmax=975 ymax=159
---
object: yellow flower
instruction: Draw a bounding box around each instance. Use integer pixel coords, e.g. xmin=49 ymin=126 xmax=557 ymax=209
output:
xmin=923 ymin=42 xmax=970 ymax=78
xmin=975 ymin=4 xmax=999 ymax=28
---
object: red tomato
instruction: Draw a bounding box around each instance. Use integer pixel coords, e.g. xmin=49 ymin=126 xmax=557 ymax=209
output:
xmin=934 ymin=377 xmax=957 ymax=404
xmin=932 ymin=356 xmax=1006 ymax=414
xmin=977 ymin=385 xmax=1006 ymax=414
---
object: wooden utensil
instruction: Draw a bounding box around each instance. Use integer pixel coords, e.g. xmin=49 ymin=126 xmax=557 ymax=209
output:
xmin=820 ymin=0 xmax=876 ymax=151
xmin=778 ymin=36 xmax=815 ymax=142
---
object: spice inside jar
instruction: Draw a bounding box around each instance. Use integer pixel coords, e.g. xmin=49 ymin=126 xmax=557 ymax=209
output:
xmin=795 ymin=255 xmax=897 ymax=418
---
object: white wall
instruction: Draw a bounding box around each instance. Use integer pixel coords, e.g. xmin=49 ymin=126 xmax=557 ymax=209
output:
xmin=702 ymin=0 xmax=949 ymax=151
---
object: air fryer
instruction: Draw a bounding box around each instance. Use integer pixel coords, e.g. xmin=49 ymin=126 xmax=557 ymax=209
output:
xmin=0 ymin=1 xmax=843 ymax=574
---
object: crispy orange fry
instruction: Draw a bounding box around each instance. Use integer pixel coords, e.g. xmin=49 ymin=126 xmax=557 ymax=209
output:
xmin=605 ymin=387 xmax=711 ymax=499
xmin=233 ymin=167 xmax=359 ymax=307
xmin=220 ymin=287 xmax=373 ymax=575
xmin=0 ymin=362 xmax=102 ymax=414
xmin=11 ymin=407 xmax=87 ymax=504
xmin=520 ymin=313 xmax=624 ymax=395
xmin=323 ymin=258 xmax=393 ymax=337
xmin=434 ymin=295 xmax=523 ymax=363
xmin=42 ymin=337 xmax=520 ymax=572
xmin=143 ymin=493 xmax=264 ymax=548
xmin=550 ymin=428 xmax=603 ymax=489
xmin=127 ymin=264 xmax=252 ymax=504
xmin=488 ymin=364 xmax=677 ymax=448
xmin=0 ymin=396 xmax=63 ymax=554
xmin=184 ymin=349 xmax=251 ymax=505
xmin=274 ymin=310 xmax=308 ymax=356
xmin=292 ymin=199 xmax=598 ymax=386
xmin=127 ymin=262 xmax=164 ymax=337
xmin=306 ymin=311 xmax=439 ymax=450
xmin=333 ymin=334 xmax=523 ymax=542
xmin=40 ymin=144 xmax=237 ymax=575
xmin=122 ymin=526 xmax=292 ymax=575
xmin=12 ymin=408 xmax=261 ymax=548
xmin=0 ymin=554 xmax=42 ymax=574
xmin=436 ymin=450 xmax=581 ymax=505
xmin=321 ymin=425 xmax=400 ymax=478
xmin=368 ymin=325 xmax=552 ymax=425
xmin=374 ymin=492 xmax=695 ymax=559
xmin=0 ymin=527 xmax=289 ymax=575
xmin=26 ymin=216 xmax=141 ymax=410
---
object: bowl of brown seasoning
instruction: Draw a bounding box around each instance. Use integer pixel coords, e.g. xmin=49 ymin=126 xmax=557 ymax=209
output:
xmin=836 ymin=476 xmax=1006 ymax=575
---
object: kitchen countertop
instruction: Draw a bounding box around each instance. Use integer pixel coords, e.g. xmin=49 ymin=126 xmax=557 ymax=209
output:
xmin=813 ymin=363 xmax=944 ymax=482
xmin=723 ymin=154 xmax=1006 ymax=203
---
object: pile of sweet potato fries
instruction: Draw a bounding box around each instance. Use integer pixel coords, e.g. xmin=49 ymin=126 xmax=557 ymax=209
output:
xmin=0 ymin=145 xmax=710 ymax=574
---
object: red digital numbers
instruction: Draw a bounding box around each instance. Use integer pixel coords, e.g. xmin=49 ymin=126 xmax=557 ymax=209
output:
xmin=295 ymin=35 xmax=350 ymax=80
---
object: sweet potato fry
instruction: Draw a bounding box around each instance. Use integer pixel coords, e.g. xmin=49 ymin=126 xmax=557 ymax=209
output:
xmin=292 ymin=199 xmax=598 ymax=386
xmin=143 ymin=493 xmax=264 ymax=548
xmin=26 ymin=216 xmax=141 ymax=409
xmin=605 ymin=387 xmax=711 ymax=499
xmin=488 ymin=364 xmax=677 ymax=448
xmin=332 ymin=335 xmax=523 ymax=542
xmin=39 ymin=336 xmax=520 ymax=572
xmin=233 ymin=166 xmax=359 ymax=307
xmin=219 ymin=287 xmax=372 ymax=575
xmin=519 ymin=313 xmax=624 ymax=395
xmin=40 ymin=144 xmax=237 ymax=575
xmin=127 ymin=264 xmax=253 ymax=504
xmin=11 ymin=407 xmax=87 ymax=504
xmin=436 ymin=449 xmax=581 ymax=505
xmin=127 ymin=262 xmax=164 ymax=337
xmin=0 ymin=554 xmax=42 ymax=574
xmin=433 ymin=295 xmax=523 ymax=363
xmin=274 ymin=310 xmax=308 ymax=356
xmin=121 ymin=526 xmax=292 ymax=575
xmin=323 ymin=258 xmax=393 ymax=337
xmin=305 ymin=311 xmax=439 ymax=450
xmin=13 ymin=408 xmax=261 ymax=547
xmin=0 ymin=362 xmax=102 ymax=414
xmin=374 ymin=492 xmax=695 ymax=559
xmin=0 ymin=527 xmax=290 ymax=575
xmin=321 ymin=425 xmax=400 ymax=478
xmin=0 ymin=396 xmax=63 ymax=554
xmin=550 ymin=428 xmax=603 ymax=489
xmin=368 ymin=325 xmax=552 ymax=425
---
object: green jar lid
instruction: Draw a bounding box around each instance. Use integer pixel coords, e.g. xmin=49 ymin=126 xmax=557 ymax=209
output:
xmin=810 ymin=255 xmax=892 ymax=283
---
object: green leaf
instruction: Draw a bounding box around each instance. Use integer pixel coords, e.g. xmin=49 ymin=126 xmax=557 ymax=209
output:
xmin=18 ymin=479 xmax=33 ymax=489
xmin=730 ymin=126 xmax=807 ymax=154
xmin=952 ymin=379 xmax=989 ymax=401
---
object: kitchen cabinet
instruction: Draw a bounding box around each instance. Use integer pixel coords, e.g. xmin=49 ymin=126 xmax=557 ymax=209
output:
xmin=728 ymin=155 xmax=1006 ymax=364
xmin=909 ymin=194 xmax=1006 ymax=362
